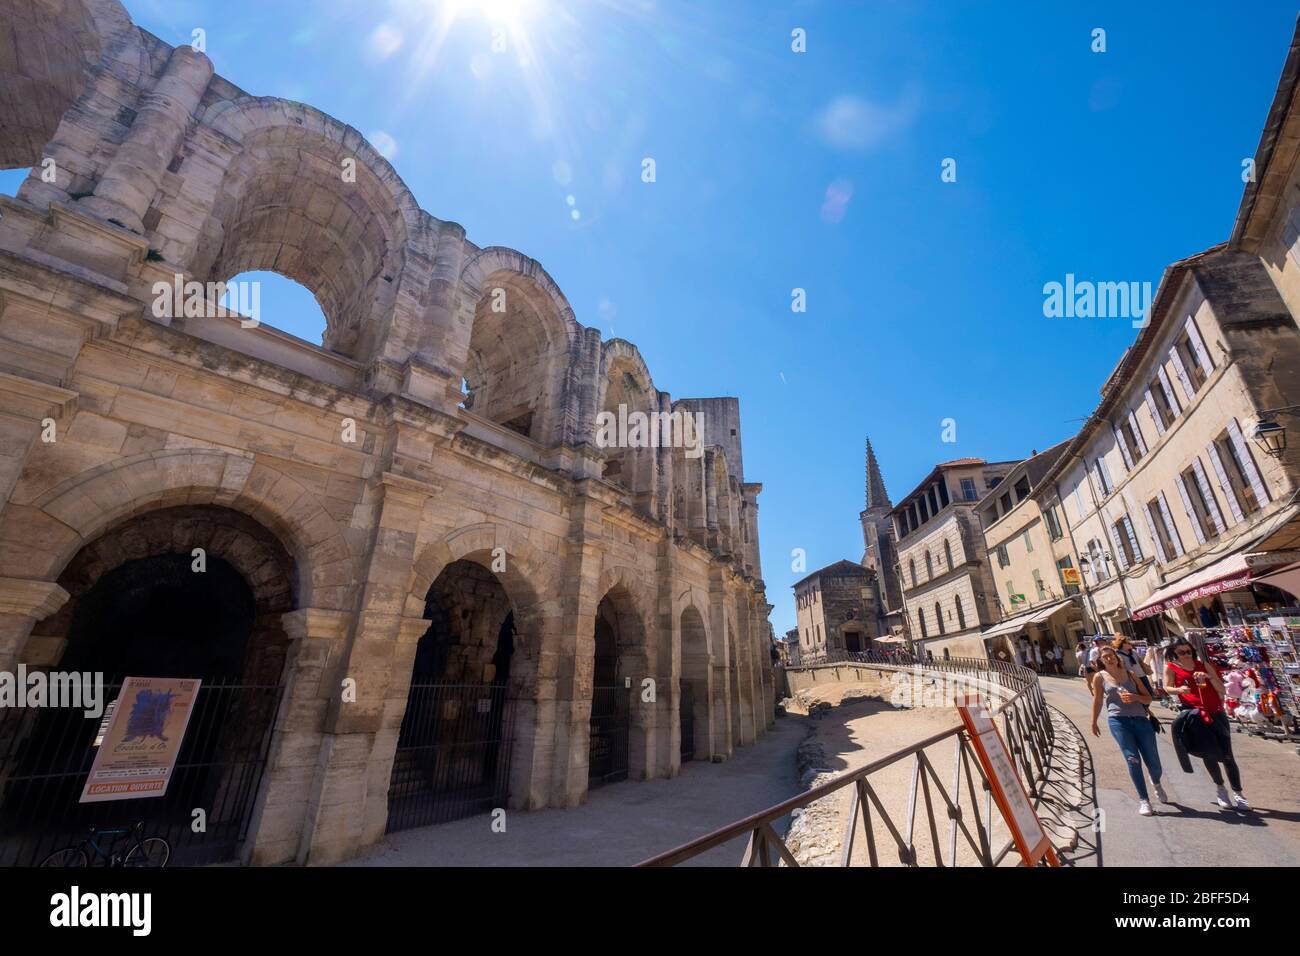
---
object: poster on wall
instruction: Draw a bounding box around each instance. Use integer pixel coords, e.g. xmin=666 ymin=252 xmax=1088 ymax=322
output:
xmin=79 ymin=676 xmax=202 ymax=803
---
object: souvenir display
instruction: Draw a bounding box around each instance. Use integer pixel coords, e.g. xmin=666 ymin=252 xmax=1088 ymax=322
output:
xmin=1179 ymin=619 xmax=1300 ymax=740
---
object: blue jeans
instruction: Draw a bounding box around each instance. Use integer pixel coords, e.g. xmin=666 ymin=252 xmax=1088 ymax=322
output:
xmin=1108 ymin=715 xmax=1162 ymax=801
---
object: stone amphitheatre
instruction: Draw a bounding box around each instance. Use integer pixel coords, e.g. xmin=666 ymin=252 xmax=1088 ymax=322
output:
xmin=0 ymin=0 xmax=773 ymax=866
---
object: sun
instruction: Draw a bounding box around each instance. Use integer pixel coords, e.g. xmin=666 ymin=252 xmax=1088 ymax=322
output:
xmin=448 ymin=0 xmax=541 ymax=27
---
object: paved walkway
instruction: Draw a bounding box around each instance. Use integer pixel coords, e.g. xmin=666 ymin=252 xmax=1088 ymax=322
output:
xmin=1042 ymin=675 xmax=1300 ymax=866
xmin=347 ymin=715 xmax=808 ymax=866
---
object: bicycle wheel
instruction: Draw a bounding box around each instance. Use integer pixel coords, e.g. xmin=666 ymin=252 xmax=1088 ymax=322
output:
xmin=40 ymin=846 xmax=89 ymax=867
xmin=123 ymin=837 xmax=170 ymax=867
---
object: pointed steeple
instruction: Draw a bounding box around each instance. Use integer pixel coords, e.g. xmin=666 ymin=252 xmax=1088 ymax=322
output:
xmin=865 ymin=436 xmax=891 ymax=512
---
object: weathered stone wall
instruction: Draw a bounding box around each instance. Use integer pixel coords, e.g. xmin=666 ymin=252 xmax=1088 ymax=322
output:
xmin=0 ymin=0 xmax=773 ymax=865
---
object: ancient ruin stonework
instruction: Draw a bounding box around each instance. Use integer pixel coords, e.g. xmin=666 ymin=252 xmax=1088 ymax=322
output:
xmin=0 ymin=0 xmax=773 ymax=865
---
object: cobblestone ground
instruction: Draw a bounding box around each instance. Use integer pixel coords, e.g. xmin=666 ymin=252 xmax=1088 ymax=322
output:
xmin=1042 ymin=675 xmax=1300 ymax=866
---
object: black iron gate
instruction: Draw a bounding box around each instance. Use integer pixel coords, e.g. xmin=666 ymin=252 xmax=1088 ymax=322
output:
xmin=0 ymin=676 xmax=283 ymax=867
xmin=386 ymin=682 xmax=516 ymax=833
xmin=679 ymin=681 xmax=695 ymax=763
xmin=588 ymin=684 xmax=630 ymax=786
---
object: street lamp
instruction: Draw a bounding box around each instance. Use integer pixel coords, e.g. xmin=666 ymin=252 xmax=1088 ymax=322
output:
xmin=1251 ymin=416 xmax=1287 ymax=458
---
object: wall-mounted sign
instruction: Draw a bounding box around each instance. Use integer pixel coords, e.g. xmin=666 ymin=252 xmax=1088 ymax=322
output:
xmin=1061 ymin=568 xmax=1082 ymax=586
xmin=80 ymin=677 xmax=201 ymax=804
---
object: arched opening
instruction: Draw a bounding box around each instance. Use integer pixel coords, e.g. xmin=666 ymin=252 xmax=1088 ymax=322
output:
xmin=462 ymin=273 xmax=570 ymax=444
xmin=387 ymin=559 xmax=521 ymax=832
xmin=0 ymin=168 xmax=31 ymax=198
xmin=193 ymin=124 xmax=404 ymax=360
xmin=679 ymin=606 xmax=710 ymax=763
xmin=598 ymin=355 xmax=657 ymax=515
xmin=220 ymin=270 xmax=329 ymax=345
xmin=0 ymin=0 xmax=102 ymax=171
xmin=0 ymin=505 xmax=294 ymax=866
xmin=588 ymin=588 xmax=649 ymax=787
xmin=843 ymin=626 xmax=863 ymax=654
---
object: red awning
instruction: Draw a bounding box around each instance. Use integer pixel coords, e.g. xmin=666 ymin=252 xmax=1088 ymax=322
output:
xmin=1131 ymin=552 xmax=1253 ymax=621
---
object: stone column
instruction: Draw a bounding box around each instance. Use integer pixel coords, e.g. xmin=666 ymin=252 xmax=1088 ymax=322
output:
xmin=80 ymin=44 xmax=214 ymax=233
xmin=242 ymin=607 xmax=351 ymax=866
xmin=300 ymin=475 xmax=428 ymax=865
xmin=0 ymin=578 xmax=70 ymax=673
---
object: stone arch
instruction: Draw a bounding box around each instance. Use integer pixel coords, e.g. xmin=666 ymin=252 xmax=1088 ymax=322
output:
xmin=589 ymin=571 xmax=656 ymax=784
xmin=0 ymin=0 xmax=141 ymax=170
xmin=190 ymin=98 xmax=423 ymax=360
xmin=0 ymin=496 xmax=306 ymax=866
xmin=0 ymin=449 xmax=354 ymax=622
xmin=28 ymin=504 xmax=296 ymax=684
xmin=395 ymin=522 xmax=553 ymax=814
xmin=596 ymin=340 xmax=660 ymax=513
xmin=677 ymin=599 xmax=712 ymax=763
xmin=455 ymin=247 xmax=579 ymax=446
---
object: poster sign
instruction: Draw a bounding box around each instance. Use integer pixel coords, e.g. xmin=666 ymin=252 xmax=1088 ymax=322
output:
xmin=955 ymin=695 xmax=1058 ymax=867
xmin=80 ymin=677 xmax=201 ymax=803
xmin=1061 ymin=568 xmax=1082 ymax=586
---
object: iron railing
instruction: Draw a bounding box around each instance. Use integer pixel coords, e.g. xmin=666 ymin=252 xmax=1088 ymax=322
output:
xmin=588 ymin=685 xmax=631 ymax=787
xmin=0 ymin=676 xmax=282 ymax=866
xmin=639 ymin=650 xmax=1061 ymax=867
xmin=387 ymin=682 xmax=516 ymax=833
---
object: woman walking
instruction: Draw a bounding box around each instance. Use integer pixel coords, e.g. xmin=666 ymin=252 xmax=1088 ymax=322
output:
xmin=1091 ymin=643 xmax=1166 ymax=816
xmin=1164 ymin=639 xmax=1249 ymax=810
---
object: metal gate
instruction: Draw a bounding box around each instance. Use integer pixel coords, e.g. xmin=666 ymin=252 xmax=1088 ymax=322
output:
xmin=386 ymin=682 xmax=516 ymax=833
xmin=679 ymin=681 xmax=695 ymax=763
xmin=0 ymin=676 xmax=283 ymax=867
xmin=588 ymin=684 xmax=630 ymax=786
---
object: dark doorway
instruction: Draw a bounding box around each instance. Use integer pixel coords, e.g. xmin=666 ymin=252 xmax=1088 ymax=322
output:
xmin=844 ymin=630 xmax=862 ymax=654
xmin=387 ymin=561 xmax=518 ymax=832
xmin=588 ymin=602 xmax=630 ymax=787
xmin=0 ymin=545 xmax=285 ymax=867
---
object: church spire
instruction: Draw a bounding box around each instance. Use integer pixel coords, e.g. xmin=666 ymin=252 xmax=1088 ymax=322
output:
xmin=865 ymin=436 xmax=891 ymax=511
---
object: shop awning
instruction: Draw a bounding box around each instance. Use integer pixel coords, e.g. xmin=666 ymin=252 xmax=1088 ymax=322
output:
xmin=981 ymin=599 xmax=1072 ymax=639
xmin=1253 ymin=561 xmax=1300 ymax=600
xmin=874 ymin=634 xmax=907 ymax=644
xmin=1131 ymin=551 xmax=1255 ymax=621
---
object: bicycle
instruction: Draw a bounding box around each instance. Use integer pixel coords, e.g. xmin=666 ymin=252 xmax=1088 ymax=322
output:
xmin=39 ymin=821 xmax=170 ymax=867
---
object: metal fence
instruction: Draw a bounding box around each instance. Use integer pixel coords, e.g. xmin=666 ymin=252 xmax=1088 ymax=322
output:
xmin=387 ymin=682 xmax=516 ymax=833
xmin=639 ymin=650 xmax=1058 ymax=867
xmin=588 ymin=685 xmax=630 ymax=787
xmin=0 ymin=676 xmax=282 ymax=867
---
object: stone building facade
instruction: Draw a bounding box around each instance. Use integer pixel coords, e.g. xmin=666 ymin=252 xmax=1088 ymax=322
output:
xmin=976 ymin=443 xmax=1090 ymax=669
xmin=891 ymin=458 xmax=1020 ymax=658
xmin=791 ymin=559 xmax=881 ymax=659
xmin=858 ymin=437 xmax=902 ymax=622
xmin=1028 ymin=21 xmax=1300 ymax=637
xmin=0 ymin=1 xmax=773 ymax=866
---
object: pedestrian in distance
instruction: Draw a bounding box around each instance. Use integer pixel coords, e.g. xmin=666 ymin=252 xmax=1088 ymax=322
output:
xmin=1163 ymin=639 xmax=1249 ymax=811
xmin=1091 ymin=643 xmax=1166 ymax=816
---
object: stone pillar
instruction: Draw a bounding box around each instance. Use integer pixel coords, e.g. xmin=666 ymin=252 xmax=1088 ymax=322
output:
xmin=735 ymin=592 xmax=757 ymax=746
xmin=548 ymin=489 xmax=608 ymax=806
xmin=243 ymin=607 xmax=350 ymax=866
xmin=80 ymin=44 xmax=214 ymax=233
xmin=299 ymin=475 xmax=428 ymax=865
xmin=0 ymin=578 xmax=70 ymax=673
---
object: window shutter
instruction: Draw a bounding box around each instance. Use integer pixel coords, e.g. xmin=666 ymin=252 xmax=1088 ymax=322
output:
xmin=1157 ymin=491 xmax=1185 ymax=557
xmin=1122 ymin=514 xmax=1143 ymax=561
xmin=1113 ymin=428 xmax=1134 ymax=470
xmin=1108 ymin=522 xmax=1129 ymax=570
xmin=1175 ymin=473 xmax=1206 ymax=545
xmin=1145 ymin=390 xmax=1166 ymax=436
xmin=1099 ymin=457 xmax=1113 ymax=493
xmin=1128 ymin=411 xmax=1148 ymax=455
xmin=1190 ymin=457 xmax=1225 ymax=534
xmin=1144 ymin=504 xmax=1168 ymax=563
xmin=1226 ymin=418 xmax=1271 ymax=505
xmin=1169 ymin=347 xmax=1196 ymax=402
xmin=1206 ymin=441 xmax=1245 ymax=525
xmin=1157 ymin=366 xmax=1182 ymax=414
xmin=1184 ymin=316 xmax=1214 ymax=377
xmin=1286 ymin=205 xmax=1300 ymax=268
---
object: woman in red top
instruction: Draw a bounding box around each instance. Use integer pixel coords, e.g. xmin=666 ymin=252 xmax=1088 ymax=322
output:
xmin=1163 ymin=638 xmax=1248 ymax=810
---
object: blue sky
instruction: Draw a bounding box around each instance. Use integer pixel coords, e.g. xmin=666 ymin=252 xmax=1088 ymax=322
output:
xmin=4 ymin=0 xmax=1297 ymax=638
